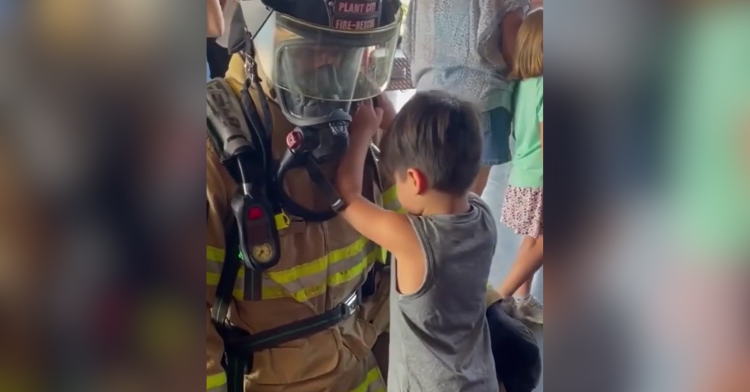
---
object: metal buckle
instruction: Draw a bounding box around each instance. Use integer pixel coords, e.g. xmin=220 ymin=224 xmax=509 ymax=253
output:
xmin=242 ymin=52 xmax=256 ymax=83
xmin=342 ymin=291 xmax=359 ymax=317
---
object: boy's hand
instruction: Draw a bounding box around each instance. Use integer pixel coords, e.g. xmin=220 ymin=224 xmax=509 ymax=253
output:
xmin=374 ymin=94 xmax=397 ymax=133
xmin=350 ymin=99 xmax=383 ymax=141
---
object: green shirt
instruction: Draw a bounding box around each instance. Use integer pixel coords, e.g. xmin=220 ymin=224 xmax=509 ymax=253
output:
xmin=667 ymin=4 xmax=750 ymax=262
xmin=509 ymin=77 xmax=544 ymax=189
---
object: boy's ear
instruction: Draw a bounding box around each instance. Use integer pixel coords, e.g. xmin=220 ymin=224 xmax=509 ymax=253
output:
xmin=406 ymin=168 xmax=429 ymax=195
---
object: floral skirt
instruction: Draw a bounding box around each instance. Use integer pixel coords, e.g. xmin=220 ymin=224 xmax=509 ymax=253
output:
xmin=500 ymin=186 xmax=543 ymax=238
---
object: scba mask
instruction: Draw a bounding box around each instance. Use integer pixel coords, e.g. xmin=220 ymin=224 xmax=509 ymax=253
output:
xmin=238 ymin=0 xmax=402 ymax=221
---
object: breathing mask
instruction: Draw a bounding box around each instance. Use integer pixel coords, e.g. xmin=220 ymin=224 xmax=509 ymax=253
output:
xmin=235 ymin=1 xmax=402 ymax=221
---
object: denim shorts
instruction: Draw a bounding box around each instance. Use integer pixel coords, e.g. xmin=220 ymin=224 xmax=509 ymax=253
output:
xmin=481 ymin=106 xmax=513 ymax=166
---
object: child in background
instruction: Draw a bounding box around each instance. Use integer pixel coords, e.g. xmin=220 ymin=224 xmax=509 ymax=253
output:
xmin=403 ymin=0 xmax=527 ymax=196
xmin=206 ymin=0 xmax=224 ymax=81
xmin=335 ymin=92 xmax=499 ymax=392
xmin=495 ymin=9 xmax=544 ymax=324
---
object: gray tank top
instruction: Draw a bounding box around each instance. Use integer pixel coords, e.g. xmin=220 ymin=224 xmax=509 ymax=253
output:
xmin=388 ymin=195 xmax=499 ymax=392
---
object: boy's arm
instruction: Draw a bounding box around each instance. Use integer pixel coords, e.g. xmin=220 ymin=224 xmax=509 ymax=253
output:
xmin=335 ymin=133 xmax=420 ymax=260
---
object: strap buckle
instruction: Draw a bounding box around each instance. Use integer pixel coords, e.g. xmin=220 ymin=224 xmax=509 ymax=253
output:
xmin=243 ymin=55 xmax=256 ymax=84
xmin=242 ymin=31 xmax=257 ymax=83
xmin=341 ymin=290 xmax=360 ymax=318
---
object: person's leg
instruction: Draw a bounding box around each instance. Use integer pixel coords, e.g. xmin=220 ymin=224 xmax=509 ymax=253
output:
xmin=472 ymin=166 xmax=492 ymax=195
xmin=498 ymin=236 xmax=543 ymax=298
xmin=497 ymin=185 xmax=544 ymax=324
xmin=514 ymin=277 xmax=533 ymax=297
xmin=475 ymin=106 xmax=512 ymax=196
xmin=500 ymin=236 xmax=543 ymax=324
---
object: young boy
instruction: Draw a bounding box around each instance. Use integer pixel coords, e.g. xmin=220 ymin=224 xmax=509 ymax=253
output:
xmin=335 ymin=91 xmax=499 ymax=392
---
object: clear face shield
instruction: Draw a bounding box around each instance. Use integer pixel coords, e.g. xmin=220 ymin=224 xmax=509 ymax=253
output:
xmin=233 ymin=3 xmax=402 ymax=222
xmin=249 ymin=10 xmax=402 ymax=125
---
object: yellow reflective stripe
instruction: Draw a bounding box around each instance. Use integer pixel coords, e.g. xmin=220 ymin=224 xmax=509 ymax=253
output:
xmin=207 ymin=272 xmax=244 ymax=300
xmin=207 ymin=246 xmax=245 ymax=277
xmin=351 ymin=367 xmax=385 ymax=392
xmin=262 ymin=282 xmax=326 ymax=302
xmin=329 ymin=247 xmax=380 ymax=285
xmin=382 ymin=186 xmax=406 ymax=214
xmin=266 ymin=236 xmax=371 ymax=284
xmin=382 ymin=186 xmax=399 ymax=210
xmin=262 ymin=248 xmax=381 ymax=301
xmin=207 ymin=372 xmax=227 ymax=390
xmin=207 ymin=263 xmax=245 ymax=278
xmin=207 ymin=246 xmax=225 ymax=262
xmin=260 ymin=241 xmax=377 ymax=300
xmin=207 ymin=245 xmax=244 ymax=299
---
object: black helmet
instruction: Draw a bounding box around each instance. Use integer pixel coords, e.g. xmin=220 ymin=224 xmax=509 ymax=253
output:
xmin=260 ymin=0 xmax=403 ymax=32
xmin=235 ymin=0 xmax=404 ymax=124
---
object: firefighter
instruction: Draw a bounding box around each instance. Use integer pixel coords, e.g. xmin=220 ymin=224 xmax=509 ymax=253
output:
xmin=206 ymin=1 xmax=542 ymax=391
xmin=206 ymin=1 xmax=403 ymax=391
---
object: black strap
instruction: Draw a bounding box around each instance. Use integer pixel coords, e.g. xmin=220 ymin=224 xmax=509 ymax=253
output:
xmin=227 ymin=6 xmax=250 ymax=54
xmin=222 ymin=290 xmax=362 ymax=353
xmin=251 ymin=76 xmax=275 ymax=144
xmin=240 ymin=79 xmax=279 ymax=216
xmin=211 ymin=223 xmax=241 ymax=323
xmin=240 ymin=82 xmax=271 ymax=156
xmin=305 ymin=157 xmax=345 ymax=212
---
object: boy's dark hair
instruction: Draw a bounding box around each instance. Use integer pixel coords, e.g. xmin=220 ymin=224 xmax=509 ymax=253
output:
xmin=381 ymin=90 xmax=482 ymax=195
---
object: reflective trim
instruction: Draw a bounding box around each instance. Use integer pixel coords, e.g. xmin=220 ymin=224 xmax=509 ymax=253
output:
xmin=209 ymin=236 xmax=383 ymax=303
xmin=352 ymin=367 xmax=386 ymax=392
xmin=262 ymin=247 xmax=382 ymax=302
xmin=207 ymin=246 xmax=244 ymax=300
xmin=207 ymin=246 xmax=225 ymax=262
xmin=207 ymin=372 xmax=227 ymax=391
xmin=382 ymin=185 xmax=406 ymax=214
xmin=207 ymin=271 xmax=244 ymax=300
xmin=264 ymin=236 xmax=370 ymax=284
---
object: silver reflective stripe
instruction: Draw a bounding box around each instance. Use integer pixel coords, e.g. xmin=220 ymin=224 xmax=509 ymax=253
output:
xmin=259 ymin=240 xmax=378 ymax=300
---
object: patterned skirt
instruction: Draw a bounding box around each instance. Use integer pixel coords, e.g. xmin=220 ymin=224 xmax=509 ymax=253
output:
xmin=500 ymin=186 xmax=543 ymax=238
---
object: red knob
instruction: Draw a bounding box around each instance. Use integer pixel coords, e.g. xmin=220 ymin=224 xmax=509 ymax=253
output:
xmin=286 ymin=130 xmax=303 ymax=149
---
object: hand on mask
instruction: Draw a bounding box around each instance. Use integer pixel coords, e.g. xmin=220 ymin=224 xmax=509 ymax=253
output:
xmin=374 ymin=94 xmax=397 ymax=133
xmin=349 ymin=99 xmax=384 ymax=144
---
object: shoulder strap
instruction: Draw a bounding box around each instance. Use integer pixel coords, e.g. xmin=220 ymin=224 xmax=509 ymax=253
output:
xmin=211 ymin=222 xmax=242 ymax=323
xmin=207 ymin=79 xmax=271 ymax=320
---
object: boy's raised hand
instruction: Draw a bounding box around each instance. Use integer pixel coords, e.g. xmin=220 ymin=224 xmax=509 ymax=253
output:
xmin=374 ymin=94 xmax=397 ymax=133
xmin=350 ymin=99 xmax=384 ymax=140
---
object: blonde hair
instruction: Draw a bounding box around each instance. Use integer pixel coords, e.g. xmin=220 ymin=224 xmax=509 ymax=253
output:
xmin=510 ymin=10 xmax=543 ymax=80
